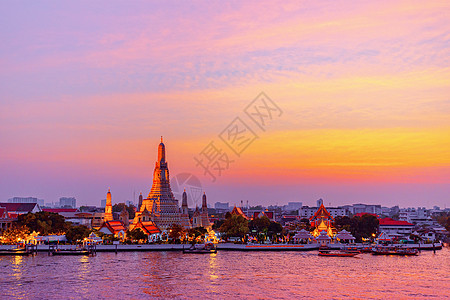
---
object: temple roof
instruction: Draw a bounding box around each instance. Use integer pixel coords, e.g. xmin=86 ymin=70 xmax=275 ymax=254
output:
xmin=336 ymin=229 xmax=356 ymax=240
xmin=379 ymin=217 xmax=413 ymax=226
xmin=309 ymin=203 xmax=334 ymax=222
xmin=377 ymin=232 xmax=392 ymax=241
xmin=0 ymin=207 xmax=8 ymax=218
xmin=316 ymin=230 xmax=331 ymax=240
xmin=134 ymin=221 xmax=161 ymax=235
xmin=0 ymin=203 xmax=40 ymax=213
xmin=99 ymin=220 xmax=126 ymax=234
xmin=293 ymin=229 xmax=313 ymax=240
xmin=192 ymin=207 xmax=201 ymax=217
xmin=231 ymin=206 xmax=249 ymax=219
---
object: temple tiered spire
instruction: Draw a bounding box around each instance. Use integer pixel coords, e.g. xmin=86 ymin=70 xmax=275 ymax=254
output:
xmin=133 ymin=138 xmax=180 ymax=230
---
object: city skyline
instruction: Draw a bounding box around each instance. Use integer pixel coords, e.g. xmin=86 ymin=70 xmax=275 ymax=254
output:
xmin=1 ymin=1 xmax=449 ymax=208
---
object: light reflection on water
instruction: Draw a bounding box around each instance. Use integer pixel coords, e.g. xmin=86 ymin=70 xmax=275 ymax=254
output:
xmin=0 ymin=248 xmax=449 ymax=299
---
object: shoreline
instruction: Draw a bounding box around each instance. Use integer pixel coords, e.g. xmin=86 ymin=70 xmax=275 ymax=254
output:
xmin=0 ymin=242 xmax=443 ymax=253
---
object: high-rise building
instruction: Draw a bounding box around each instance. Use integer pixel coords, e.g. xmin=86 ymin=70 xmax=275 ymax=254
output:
xmin=283 ymin=202 xmax=303 ymax=212
xmin=59 ymin=197 xmax=76 ymax=208
xmin=8 ymin=197 xmax=44 ymax=207
xmin=214 ymin=202 xmax=230 ymax=213
xmin=133 ymin=137 xmax=181 ymax=230
xmin=104 ymin=189 xmax=113 ymax=221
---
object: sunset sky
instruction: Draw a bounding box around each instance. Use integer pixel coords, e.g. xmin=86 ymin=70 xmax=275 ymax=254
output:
xmin=1 ymin=1 xmax=449 ymax=208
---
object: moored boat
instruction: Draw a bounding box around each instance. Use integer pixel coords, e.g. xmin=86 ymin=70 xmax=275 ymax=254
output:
xmin=52 ymin=249 xmax=91 ymax=256
xmin=372 ymin=245 xmax=419 ymax=256
xmin=318 ymin=250 xmax=359 ymax=257
xmin=340 ymin=245 xmax=372 ymax=253
xmin=50 ymin=244 xmax=96 ymax=256
xmin=183 ymin=242 xmax=217 ymax=254
xmin=0 ymin=244 xmax=37 ymax=256
xmin=0 ymin=248 xmax=31 ymax=256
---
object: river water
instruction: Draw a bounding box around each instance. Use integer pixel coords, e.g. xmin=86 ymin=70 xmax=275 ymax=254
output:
xmin=1 ymin=247 xmax=449 ymax=299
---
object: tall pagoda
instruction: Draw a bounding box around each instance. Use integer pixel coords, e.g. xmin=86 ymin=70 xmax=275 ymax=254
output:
xmin=180 ymin=190 xmax=192 ymax=229
xmin=133 ymin=137 xmax=181 ymax=231
xmin=104 ymin=188 xmax=113 ymax=222
xmin=200 ymin=192 xmax=211 ymax=229
xmin=191 ymin=192 xmax=211 ymax=230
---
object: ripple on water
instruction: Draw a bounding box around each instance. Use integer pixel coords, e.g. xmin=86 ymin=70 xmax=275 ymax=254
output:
xmin=0 ymin=248 xmax=449 ymax=298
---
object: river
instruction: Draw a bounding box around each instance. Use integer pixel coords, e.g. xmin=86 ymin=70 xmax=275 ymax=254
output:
xmin=1 ymin=247 xmax=449 ymax=299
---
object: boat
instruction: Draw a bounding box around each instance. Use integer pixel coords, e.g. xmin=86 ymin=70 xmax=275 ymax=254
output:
xmin=52 ymin=249 xmax=91 ymax=256
xmin=50 ymin=244 xmax=96 ymax=256
xmin=372 ymin=245 xmax=419 ymax=256
xmin=340 ymin=245 xmax=372 ymax=253
xmin=318 ymin=250 xmax=359 ymax=257
xmin=0 ymin=248 xmax=32 ymax=256
xmin=183 ymin=242 xmax=217 ymax=254
xmin=0 ymin=244 xmax=37 ymax=256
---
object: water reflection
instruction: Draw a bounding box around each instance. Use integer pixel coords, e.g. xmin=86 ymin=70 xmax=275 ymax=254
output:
xmin=11 ymin=255 xmax=24 ymax=285
xmin=0 ymin=248 xmax=448 ymax=299
xmin=208 ymin=253 xmax=219 ymax=294
xmin=142 ymin=253 xmax=176 ymax=298
xmin=76 ymin=255 xmax=90 ymax=297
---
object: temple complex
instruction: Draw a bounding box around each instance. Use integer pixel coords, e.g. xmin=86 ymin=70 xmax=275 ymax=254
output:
xmin=104 ymin=189 xmax=113 ymax=222
xmin=310 ymin=202 xmax=335 ymax=237
xmin=119 ymin=207 xmax=129 ymax=228
xmin=200 ymin=193 xmax=211 ymax=229
xmin=180 ymin=190 xmax=192 ymax=229
xmin=191 ymin=193 xmax=211 ymax=229
xmin=231 ymin=206 xmax=249 ymax=219
xmin=132 ymin=138 xmax=181 ymax=231
xmin=137 ymin=192 xmax=143 ymax=212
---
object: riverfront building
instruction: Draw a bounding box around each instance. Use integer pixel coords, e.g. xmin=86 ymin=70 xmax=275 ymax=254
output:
xmin=310 ymin=203 xmax=335 ymax=237
xmin=378 ymin=217 xmax=414 ymax=236
xmin=299 ymin=199 xmax=347 ymax=219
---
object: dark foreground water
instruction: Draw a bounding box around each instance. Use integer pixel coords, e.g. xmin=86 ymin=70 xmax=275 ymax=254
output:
xmin=1 ymin=247 xmax=449 ymax=299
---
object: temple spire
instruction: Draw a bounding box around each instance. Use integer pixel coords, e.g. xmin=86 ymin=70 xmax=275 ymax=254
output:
xmin=202 ymin=192 xmax=207 ymax=212
xmin=105 ymin=188 xmax=113 ymax=221
xmin=182 ymin=189 xmax=188 ymax=208
xmin=134 ymin=137 xmax=181 ymax=230
xmin=158 ymin=136 xmax=166 ymax=163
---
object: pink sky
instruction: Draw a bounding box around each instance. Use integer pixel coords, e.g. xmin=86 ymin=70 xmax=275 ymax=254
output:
xmin=1 ymin=1 xmax=449 ymax=208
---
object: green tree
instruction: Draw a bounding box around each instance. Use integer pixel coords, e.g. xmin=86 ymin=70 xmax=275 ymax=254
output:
xmin=358 ymin=214 xmax=379 ymax=239
xmin=219 ymin=215 xmax=249 ymax=238
xmin=168 ymin=223 xmax=185 ymax=243
xmin=112 ymin=203 xmax=136 ymax=219
xmin=17 ymin=212 xmax=68 ymax=235
xmin=212 ymin=219 xmax=225 ymax=230
xmin=188 ymin=227 xmax=207 ymax=243
xmin=335 ymin=215 xmax=379 ymax=242
xmin=65 ymin=225 xmax=91 ymax=243
xmin=249 ymin=216 xmax=271 ymax=233
xmin=1 ymin=224 xmax=29 ymax=244
xmin=129 ymin=228 xmax=148 ymax=242
xmin=268 ymin=221 xmax=283 ymax=235
xmin=299 ymin=218 xmax=312 ymax=231
xmin=434 ymin=213 xmax=450 ymax=232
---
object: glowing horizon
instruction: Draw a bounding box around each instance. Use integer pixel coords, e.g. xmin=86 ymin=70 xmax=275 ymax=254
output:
xmin=1 ymin=1 xmax=449 ymax=208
